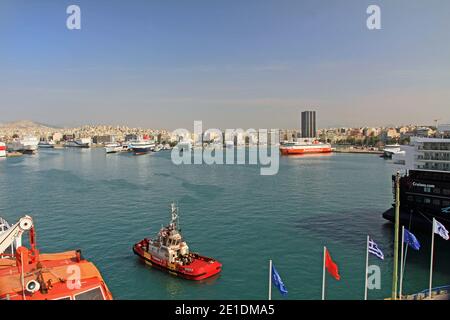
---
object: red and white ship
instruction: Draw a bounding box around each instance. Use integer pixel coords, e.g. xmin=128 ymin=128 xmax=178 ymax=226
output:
xmin=0 ymin=142 xmax=6 ymax=158
xmin=279 ymin=139 xmax=332 ymax=155
xmin=133 ymin=203 xmax=222 ymax=281
xmin=0 ymin=216 xmax=113 ymax=300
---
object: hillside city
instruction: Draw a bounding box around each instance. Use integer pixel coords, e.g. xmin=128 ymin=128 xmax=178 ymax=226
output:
xmin=0 ymin=120 xmax=446 ymax=147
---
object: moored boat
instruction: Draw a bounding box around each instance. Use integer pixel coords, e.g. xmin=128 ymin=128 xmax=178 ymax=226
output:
xmin=38 ymin=140 xmax=55 ymax=149
xmin=65 ymin=138 xmax=91 ymax=148
xmin=133 ymin=203 xmax=222 ymax=280
xmin=129 ymin=140 xmax=155 ymax=155
xmin=7 ymin=136 xmax=39 ymax=154
xmin=0 ymin=142 xmax=6 ymax=157
xmin=0 ymin=215 xmax=113 ymax=300
xmin=105 ymin=143 xmax=122 ymax=154
xmin=280 ymin=139 xmax=332 ymax=155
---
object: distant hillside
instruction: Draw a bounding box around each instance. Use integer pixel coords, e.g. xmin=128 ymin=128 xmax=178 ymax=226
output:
xmin=0 ymin=120 xmax=60 ymax=129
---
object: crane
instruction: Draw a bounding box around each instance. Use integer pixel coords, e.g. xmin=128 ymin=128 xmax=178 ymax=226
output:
xmin=0 ymin=215 xmax=33 ymax=255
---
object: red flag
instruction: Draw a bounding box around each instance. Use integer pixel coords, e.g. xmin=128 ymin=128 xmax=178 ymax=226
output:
xmin=325 ymin=249 xmax=341 ymax=280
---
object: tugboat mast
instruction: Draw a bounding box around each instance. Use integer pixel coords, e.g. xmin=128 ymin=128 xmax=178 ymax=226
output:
xmin=170 ymin=202 xmax=180 ymax=230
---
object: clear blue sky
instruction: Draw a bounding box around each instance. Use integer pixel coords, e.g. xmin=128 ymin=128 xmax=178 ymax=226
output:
xmin=1 ymin=0 xmax=449 ymax=129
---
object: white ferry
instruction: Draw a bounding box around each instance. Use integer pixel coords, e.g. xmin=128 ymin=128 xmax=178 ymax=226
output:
xmin=38 ymin=140 xmax=55 ymax=149
xmin=7 ymin=136 xmax=39 ymax=154
xmin=65 ymin=138 xmax=91 ymax=148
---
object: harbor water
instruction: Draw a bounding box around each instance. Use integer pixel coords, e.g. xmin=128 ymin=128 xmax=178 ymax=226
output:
xmin=0 ymin=149 xmax=449 ymax=299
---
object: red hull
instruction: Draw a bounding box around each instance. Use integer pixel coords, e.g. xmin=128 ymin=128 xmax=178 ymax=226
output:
xmin=133 ymin=241 xmax=222 ymax=281
xmin=280 ymin=147 xmax=332 ymax=155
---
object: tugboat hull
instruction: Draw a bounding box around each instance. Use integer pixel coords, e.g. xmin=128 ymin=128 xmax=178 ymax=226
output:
xmin=133 ymin=241 xmax=222 ymax=281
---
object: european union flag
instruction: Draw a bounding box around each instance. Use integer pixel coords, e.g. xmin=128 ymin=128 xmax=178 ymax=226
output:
xmin=272 ymin=264 xmax=288 ymax=296
xmin=403 ymin=228 xmax=421 ymax=250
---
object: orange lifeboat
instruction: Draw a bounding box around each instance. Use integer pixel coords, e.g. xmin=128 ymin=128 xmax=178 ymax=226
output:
xmin=0 ymin=216 xmax=113 ymax=300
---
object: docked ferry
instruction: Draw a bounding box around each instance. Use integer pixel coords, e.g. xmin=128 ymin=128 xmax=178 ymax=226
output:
xmin=0 ymin=142 xmax=6 ymax=157
xmin=0 ymin=215 xmax=113 ymax=300
xmin=38 ymin=140 xmax=55 ymax=149
xmin=7 ymin=136 xmax=39 ymax=154
xmin=133 ymin=203 xmax=222 ymax=280
xmin=280 ymin=139 xmax=332 ymax=155
xmin=382 ymin=135 xmax=450 ymax=230
xmin=65 ymin=138 xmax=91 ymax=148
xmin=129 ymin=140 xmax=155 ymax=155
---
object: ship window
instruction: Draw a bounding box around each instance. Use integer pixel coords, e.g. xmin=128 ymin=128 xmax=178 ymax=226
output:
xmin=433 ymin=188 xmax=441 ymax=194
xmin=424 ymin=198 xmax=431 ymax=204
xmin=432 ymin=199 xmax=440 ymax=206
xmin=424 ymin=187 xmax=431 ymax=193
xmin=74 ymin=287 xmax=105 ymax=300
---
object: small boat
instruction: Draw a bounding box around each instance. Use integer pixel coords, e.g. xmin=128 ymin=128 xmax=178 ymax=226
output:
xmin=280 ymin=139 xmax=332 ymax=155
xmin=65 ymin=138 xmax=91 ymax=148
xmin=104 ymin=143 xmax=122 ymax=154
xmin=133 ymin=203 xmax=222 ymax=280
xmin=0 ymin=142 xmax=6 ymax=158
xmin=38 ymin=140 xmax=55 ymax=149
xmin=0 ymin=215 xmax=113 ymax=300
xmin=381 ymin=144 xmax=402 ymax=159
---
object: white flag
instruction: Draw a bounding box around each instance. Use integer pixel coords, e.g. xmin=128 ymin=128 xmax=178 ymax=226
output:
xmin=434 ymin=219 xmax=449 ymax=240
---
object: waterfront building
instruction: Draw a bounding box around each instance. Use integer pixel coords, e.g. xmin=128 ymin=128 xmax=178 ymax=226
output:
xmin=301 ymin=111 xmax=316 ymax=138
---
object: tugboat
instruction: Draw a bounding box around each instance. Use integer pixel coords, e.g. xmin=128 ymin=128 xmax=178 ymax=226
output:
xmin=133 ymin=203 xmax=222 ymax=280
xmin=0 ymin=215 xmax=113 ymax=300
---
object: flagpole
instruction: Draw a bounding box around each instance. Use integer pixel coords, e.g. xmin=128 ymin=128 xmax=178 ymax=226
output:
xmin=429 ymin=218 xmax=435 ymax=300
xmin=399 ymin=226 xmax=405 ymax=300
xmin=364 ymin=235 xmax=369 ymax=300
xmin=269 ymin=259 xmax=272 ymax=301
xmin=322 ymin=246 xmax=326 ymax=300
xmin=391 ymin=171 xmax=400 ymax=300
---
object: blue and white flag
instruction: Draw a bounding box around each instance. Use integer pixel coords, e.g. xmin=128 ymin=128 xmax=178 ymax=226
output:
xmin=368 ymin=238 xmax=384 ymax=260
xmin=272 ymin=264 xmax=288 ymax=296
xmin=403 ymin=228 xmax=421 ymax=250
xmin=433 ymin=219 xmax=449 ymax=240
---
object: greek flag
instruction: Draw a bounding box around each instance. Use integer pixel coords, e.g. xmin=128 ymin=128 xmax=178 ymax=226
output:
xmin=403 ymin=228 xmax=420 ymax=250
xmin=433 ymin=219 xmax=449 ymax=240
xmin=368 ymin=238 xmax=384 ymax=260
xmin=271 ymin=264 xmax=288 ymax=296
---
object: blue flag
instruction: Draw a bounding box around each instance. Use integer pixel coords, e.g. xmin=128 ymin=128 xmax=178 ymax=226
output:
xmin=272 ymin=264 xmax=288 ymax=296
xmin=403 ymin=228 xmax=420 ymax=250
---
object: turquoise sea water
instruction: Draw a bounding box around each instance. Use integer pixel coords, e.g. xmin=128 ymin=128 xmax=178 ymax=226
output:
xmin=0 ymin=149 xmax=449 ymax=300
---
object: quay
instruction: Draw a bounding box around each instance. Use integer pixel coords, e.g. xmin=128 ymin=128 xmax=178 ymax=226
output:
xmin=333 ymin=147 xmax=383 ymax=155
